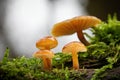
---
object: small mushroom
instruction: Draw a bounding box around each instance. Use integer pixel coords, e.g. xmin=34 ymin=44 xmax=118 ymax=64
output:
xmin=51 ymin=16 xmax=101 ymax=45
xmin=34 ymin=50 xmax=54 ymax=70
xmin=62 ymin=41 xmax=87 ymax=70
xmin=36 ymin=36 xmax=58 ymax=50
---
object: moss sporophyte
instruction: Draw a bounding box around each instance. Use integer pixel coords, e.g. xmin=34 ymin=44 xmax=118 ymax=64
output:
xmin=0 ymin=15 xmax=120 ymax=80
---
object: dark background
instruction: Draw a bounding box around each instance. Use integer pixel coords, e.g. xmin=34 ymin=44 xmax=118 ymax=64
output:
xmin=86 ymin=0 xmax=120 ymax=21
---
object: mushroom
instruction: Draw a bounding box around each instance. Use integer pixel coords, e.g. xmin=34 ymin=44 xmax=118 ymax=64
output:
xmin=36 ymin=36 xmax=58 ymax=50
xmin=51 ymin=16 xmax=101 ymax=45
xmin=62 ymin=41 xmax=87 ymax=70
xmin=34 ymin=50 xmax=54 ymax=70
xmin=34 ymin=36 xmax=58 ymax=70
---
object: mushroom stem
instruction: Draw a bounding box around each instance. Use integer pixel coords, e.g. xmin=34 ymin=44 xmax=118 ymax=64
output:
xmin=46 ymin=58 xmax=52 ymax=70
xmin=72 ymin=52 xmax=79 ymax=70
xmin=77 ymin=30 xmax=90 ymax=46
xmin=42 ymin=57 xmax=52 ymax=70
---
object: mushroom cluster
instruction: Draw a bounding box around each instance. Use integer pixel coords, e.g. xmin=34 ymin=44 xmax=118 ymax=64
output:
xmin=33 ymin=36 xmax=58 ymax=70
xmin=33 ymin=16 xmax=101 ymax=70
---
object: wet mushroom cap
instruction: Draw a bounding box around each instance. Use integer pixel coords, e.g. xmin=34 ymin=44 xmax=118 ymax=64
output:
xmin=33 ymin=50 xmax=54 ymax=59
xmin=51 ymin=16 xmax=101 ymax=37
xmin=62 ymin=41 xmax=87 ymax=53
xmin=36 ymin=36 xmax=58 ymax=50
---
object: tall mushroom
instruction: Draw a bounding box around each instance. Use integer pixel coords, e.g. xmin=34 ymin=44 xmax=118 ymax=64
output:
xmin=36 ymin=36 xmax=58 ymax=50
xmin=62 ymin=41 xmax=87 ymax=70
xmin=34 ymin=50 xmax=54 ymax=70
xmin=51 ymin=16 xmax=101 ymax=45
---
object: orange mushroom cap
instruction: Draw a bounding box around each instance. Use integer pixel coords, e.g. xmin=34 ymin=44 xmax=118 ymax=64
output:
xmin=51 ymin=16 xmax=101 ymax=45
xmin=51 ymin=19 xmax=76 ymax=37
xmin=62 ymin=41 xmax=87 ymax=54
xmin=70 ymin=16 xmax=101 ymax=30
xmin=36 ymin=36 xmax=58 ymax=50
xmin=62 ymin=41 xmax=87 ymax=70
xmin=51 ymin=16 xmax=101 ymax=37
xmin=33 ymin=50 xmax=54 ymax=59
